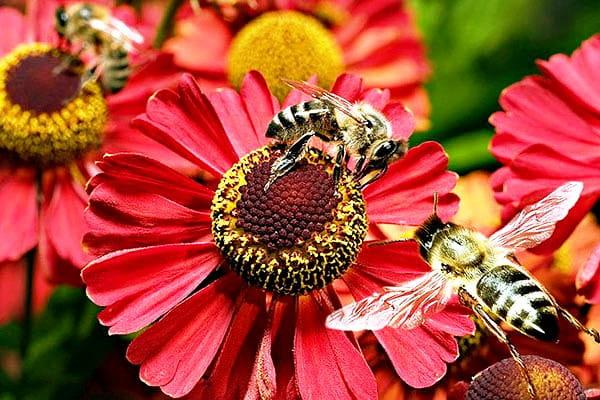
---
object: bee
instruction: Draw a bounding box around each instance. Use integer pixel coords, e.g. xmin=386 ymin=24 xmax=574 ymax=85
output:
xmin=326 ymin=181 xmax=600 ymax=398
xmin=264 ymin=79 xmax=411 ymax=191
xmin=54 ymin=3 xmax=144 ymax=93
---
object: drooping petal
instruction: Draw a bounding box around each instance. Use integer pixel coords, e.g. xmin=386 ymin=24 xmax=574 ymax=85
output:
xmin=0 ymin=261 xmax=25 ymax=324
xmin=82 ymin=242 xmax=222 ymax=335
xmin=41 ymin=170 xmax=91 ymax=273
xmin=0 ymin=167 xmax=37 ymax=262
xmin=132 ymin=74 xmax=240 ymax=176
xmin=126 ymin=274 xmax=242 ymax=398
xmin=364 ymin=141 xmax=459 ymax=225
xmin=190 ymin=288 xmax=267 ymax=400
xmin=294 ymin=294 xmax=377 ymax=400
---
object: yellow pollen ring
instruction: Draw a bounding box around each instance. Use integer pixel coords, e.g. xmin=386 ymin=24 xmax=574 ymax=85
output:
xmin=227 ymin=11 xmax=344 ymax=101
xmin=0 ymin=43 xmax=107 ymax=164
xmin=211 ymin=146 xmax=367 ymax=296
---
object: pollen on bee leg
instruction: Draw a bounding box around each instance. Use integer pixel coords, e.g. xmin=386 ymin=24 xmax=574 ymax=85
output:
xmin=211 ymin=146 xmax=368 ymax=296
xmin=0 ymin=43 xmax=107 ymax=164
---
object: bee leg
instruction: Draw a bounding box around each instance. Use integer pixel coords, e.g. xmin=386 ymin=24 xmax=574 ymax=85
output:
xmin=458 ymin=288 xmax=537 ymax=400
xmin=353 ymin=155 xmax=367 ymax=179
xmin=264 ymin=132 xmax=315 ymax=192
xmin=359 ymin=166 xmax=388 ymax=190
xmin=332 ymin=144 xmax=346 ymax=197
xmin=556 ymin=305 xmax=600 ymax=343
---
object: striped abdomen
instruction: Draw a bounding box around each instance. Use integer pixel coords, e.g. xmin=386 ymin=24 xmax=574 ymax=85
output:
xmin=266 ymin=100 xmax=335 ymax=142
xmin=101 ymin=46 xmax=130 ymax=93
xmin=476 ymin=265 xmax=559 ymax=341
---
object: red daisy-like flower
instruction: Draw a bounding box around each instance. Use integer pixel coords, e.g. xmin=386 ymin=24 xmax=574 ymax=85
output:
xmin=165 ymin=0 xmax=431 ymax=128
xmin=82 ymin=71 xmax=473 ymax=398
xmin=0 ymin=0 xmax=190 ymax=286
xmin=489 ymin=34 xmax=600 ymax=255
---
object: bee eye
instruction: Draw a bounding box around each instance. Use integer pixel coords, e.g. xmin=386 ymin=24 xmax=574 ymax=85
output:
xmin=441 ymin=263 xmax=451 ymax=272
xmin=364 ymin=119 xmax=373 ymax=129
xmin=373 ymin=141 xmax=397 ymax=159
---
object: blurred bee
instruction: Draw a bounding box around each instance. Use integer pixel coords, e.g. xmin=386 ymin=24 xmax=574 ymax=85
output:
xmin=264 ymin=79 xmax=410 ymax=191
xmin=326 ymin=181 xmax=600 ymax=398
xmin=55 ymin=3 xmax=144 ymax=93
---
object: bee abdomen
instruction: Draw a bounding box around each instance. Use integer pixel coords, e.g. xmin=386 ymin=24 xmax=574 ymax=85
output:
xmin=477 ymin=266 xmax=559 ymax=341
xmin=101 ymin=47 xmax=129 ymax=93
xmin=266 ymin=100 xmax=329 ymax=140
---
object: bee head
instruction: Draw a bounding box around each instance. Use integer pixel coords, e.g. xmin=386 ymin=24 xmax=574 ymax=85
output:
xmin=55 ymin=6 xmax=68 ymax=36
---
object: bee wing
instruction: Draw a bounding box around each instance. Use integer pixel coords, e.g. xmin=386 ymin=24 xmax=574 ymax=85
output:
xmin=488 ymin=181 xmax=584 ymax=251
xmin=88 ymin=17 xmax=144 ymax=51
xmin=326 ymin=271 xmax=453 ymax=331
xmin=282 ymin=79 xmax=366 ymax=123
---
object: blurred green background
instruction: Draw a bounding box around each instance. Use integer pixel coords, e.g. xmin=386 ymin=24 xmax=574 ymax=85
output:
xmin=410 ymin=0 xmax=600 ymax=173
xmin=1 ymin=0 xmax=600 ymax=398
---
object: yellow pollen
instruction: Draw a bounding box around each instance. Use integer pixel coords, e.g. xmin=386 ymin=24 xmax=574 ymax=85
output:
xmin=312 ymin=1 xmax=350 ymax=27
xmin=227 ymin=11 xmax=344 ymax=101
xmin=0 ymin=43 xmax=107 ymax=164
xmin=211 ymin=146 xmax=367 ymax=295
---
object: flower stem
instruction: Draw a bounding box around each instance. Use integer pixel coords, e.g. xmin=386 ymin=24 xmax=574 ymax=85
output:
xmin=19 ymin=248 xmax=36 ymax=360
xmin=153 ymin=0 xmax=185 ymax=49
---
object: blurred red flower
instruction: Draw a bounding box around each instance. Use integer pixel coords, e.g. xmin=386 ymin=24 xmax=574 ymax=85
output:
xmin=490 ymin=34 xmax=600 ymax=255
xmin=0 ymin=0 xmax=190 ymax=290
xmin=81 ymin=71 xmax=472 ymax=398
xmin=165 ymin=0 xmax=431 ymax=129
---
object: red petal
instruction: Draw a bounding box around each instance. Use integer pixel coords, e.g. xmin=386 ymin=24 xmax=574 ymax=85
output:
xmin=126 ymin=274 xmax=242 ymax=397
xmin=90 ymin=153 xmax=213 ymax=209
xmin=0 ymin=167 xmax=37 ymax=262
xmin=364 ymin=141 xmax=459 ymax=225
xmin=82 ymin=242 xmax=222 ymax=335
xmin=190 ymin=289 xmax=267 ymax=400
xmin=42 ymin=170 xmax=91 ymax=271
xmin=85 ymin=181 xmax=211 ymax=255
xmin=244 ymin=315 xmax=277 ymax=400
xmin=537 ymin=35 xmax=600 ymax=115
xmin=577 ymin=244 xmax=600 ymax=303
xmin=0 ymin=261 xmax=25 ymax=324
xmin=0 ymin=7 xmax=26 ymax=56
xmin=383 ymin=102 xmax=416 ymax=140
xmin=360 ymin=87 xmax=390 ymax=110
xmin=294 ymin=295 xmax=377 ymax=400
xmin=132 ymin=74 xmax=240 ymax=176
xmin=206 ymin=72 xmax=274 ymax=158
xmin=354 ymin=240 xmax=430 ymax=285
xmin=331 ymin=74 xmax=364 ymax=101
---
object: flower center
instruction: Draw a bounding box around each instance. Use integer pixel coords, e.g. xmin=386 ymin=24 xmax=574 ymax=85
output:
xmin=0 ymin=43 xmax=107 ymax=164
xmin=227 ymin=11 xmax=344 ymax=101
xmin=467 ymin=356 xmax=585 ymax=400
xmin=211 ymin=146 xmax=367 ymax=295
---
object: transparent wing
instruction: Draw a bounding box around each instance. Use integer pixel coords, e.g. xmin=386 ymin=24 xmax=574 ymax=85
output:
xmin=89 ymin=17 xmax=144 ymax=51
xmin=282 ymin=79 xmax=365 ymax=123
xmin=489 ymin=181 xmax=584 ymax=251
xmin=326 ymin=271 xmax=453 ymax=331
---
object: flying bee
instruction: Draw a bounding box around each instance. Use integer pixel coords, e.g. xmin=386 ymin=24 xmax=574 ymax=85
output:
xmin=326 ymin=181 xmax=600 ymax=398
xmin=54 ymin=3 xmax=144 ymax=93
xmin=264 ymin=79 xmax=411 ymax=191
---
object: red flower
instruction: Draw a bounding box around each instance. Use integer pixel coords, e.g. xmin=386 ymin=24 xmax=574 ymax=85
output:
xmin=0 ymin=0 xmax=190 ymax=286
xmin=165 ymin=0 xmax=431 ymax=129
xmin=490 ymin=34 xmax=600 ymax=254
xmin=82 ymin=71 xmax=472 ymax=398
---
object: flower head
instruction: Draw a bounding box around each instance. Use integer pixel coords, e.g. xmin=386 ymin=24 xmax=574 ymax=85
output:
xmin=81 ymin=71 xmax=471 ymax=398
xmin=490 ymin=34 xmax=600 ymax=254
xmin=165 ymin=0 xmax=431 ymax=128
xmin=0 ymin=0 xmax=189 ymax=287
